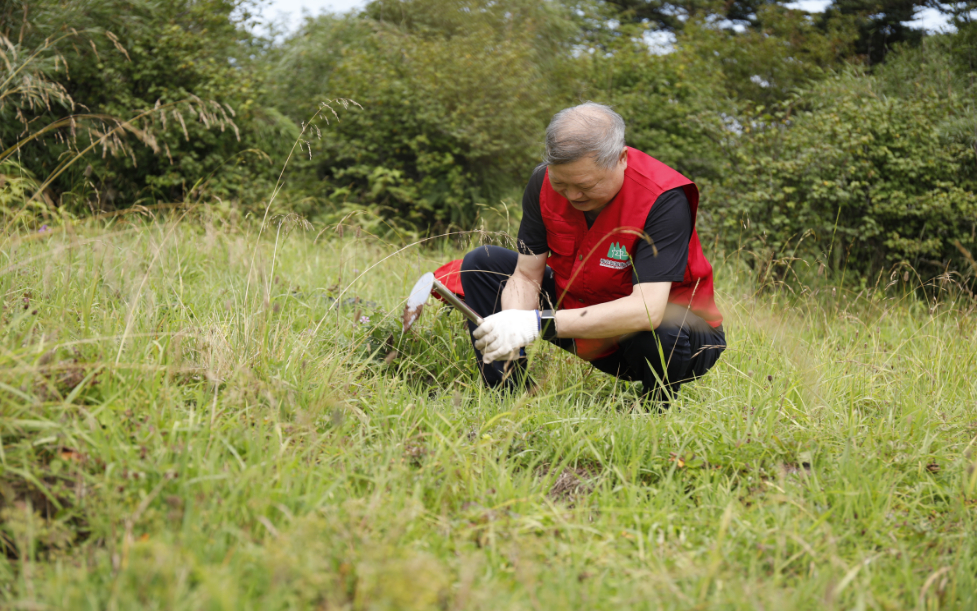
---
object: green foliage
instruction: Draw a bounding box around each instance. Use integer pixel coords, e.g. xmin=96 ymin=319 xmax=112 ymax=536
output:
xmin=945 ymin=8 xmax=977 ymax=74
xmin=573 ymin=30 xmax=730 ymax=181
xmin=821 ymin=0 xmax=926 ymax=65
xmin=2 ymin=0 xmax=975 ymax=287
xmin=714 ymin=44 xmax=977 ymax=281
xmin=683 ymin=6 xmax=858 ymax=108
xmin=604 ymin=0 xmax=782 ymax=31
xmin=2 ymin=219 xmax=977 ymax=607
xmin=0 ymin=162 xmax=59 ymax=229
xmin=568 ymin=2 xmax=857 ymax=187
xmin=0 ymin=30 xmax=76 ymax=128
xmin=269 ymin=0 xmax=578 ymax=229
xmin=0 ymin=0 xmax=297 ymax=209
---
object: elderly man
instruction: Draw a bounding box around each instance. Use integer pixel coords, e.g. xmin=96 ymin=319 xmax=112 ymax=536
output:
xmin=456 ymin=102 xmax=726 ymax=404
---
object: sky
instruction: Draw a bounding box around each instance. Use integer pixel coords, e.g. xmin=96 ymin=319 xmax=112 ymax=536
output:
xmin=786 ymin=0 xmax=953 ymax=31
xmin=262 ymin=0 xmax=367 ymax=31
xmin=261 ymin=0 xmax=954 ymax=34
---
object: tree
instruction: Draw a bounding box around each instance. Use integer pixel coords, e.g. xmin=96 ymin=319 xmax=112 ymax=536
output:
xmin=682 ymin=5 xmax=857 ymax=108
xmin=820 ymin=0 xmax=926 ymax=64
xmin=269 ymin=0 xmax=579 ymax=229
xmin=0 ymin=0 xmax=296 ymax=209
xmin=942 ymin=0 xmax=977 ymax=72
xmin=603 ymin=0 xmax=782 ymax=31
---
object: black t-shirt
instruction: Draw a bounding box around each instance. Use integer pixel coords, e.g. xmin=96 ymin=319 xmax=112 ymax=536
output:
xmin=516 ymin=165 xmax=691 ymax=284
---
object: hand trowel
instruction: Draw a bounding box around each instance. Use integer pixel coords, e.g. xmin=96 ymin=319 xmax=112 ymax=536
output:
xmin=402 ymin=272 xmax=483 ymax=332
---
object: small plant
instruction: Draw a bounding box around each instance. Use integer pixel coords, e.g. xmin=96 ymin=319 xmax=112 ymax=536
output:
xmin=0 ymin=161 xmax=58 ymax=229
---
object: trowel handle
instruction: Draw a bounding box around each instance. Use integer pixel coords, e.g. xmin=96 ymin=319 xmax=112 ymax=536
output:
xmin=432 ymin=279 xmax=483 ymax=326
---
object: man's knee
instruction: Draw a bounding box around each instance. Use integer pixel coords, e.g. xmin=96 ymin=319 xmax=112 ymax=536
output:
xmin=624 ymin=326 xmax=688 ymax=371
xmin=461 ymin=245 xmax=512 ymax=274
xmin=653 ymin=324 xmax=687 ymax=354
xmin=461 ymin=247 xmax=495 ymax=294
xmin=643 ymin=324 xmax=686 ymax=353
xmin=461 ymin=248 xmax=485 ymax=274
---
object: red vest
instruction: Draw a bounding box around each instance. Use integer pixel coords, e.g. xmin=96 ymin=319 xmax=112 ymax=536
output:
xmin=540 ymin=147 xmax=722 ymax=341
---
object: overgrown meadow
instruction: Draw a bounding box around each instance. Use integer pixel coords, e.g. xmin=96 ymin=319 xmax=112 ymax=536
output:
xmin=2 ymin=212 xmax=976 ymax=609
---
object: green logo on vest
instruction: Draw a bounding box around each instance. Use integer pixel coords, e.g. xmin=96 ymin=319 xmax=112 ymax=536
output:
xmin=606 ymin=242 xmax=628 ymax=261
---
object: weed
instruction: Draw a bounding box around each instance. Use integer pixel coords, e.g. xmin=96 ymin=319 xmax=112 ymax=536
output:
xmin=0 ymin=214 xmax=975 ymax=608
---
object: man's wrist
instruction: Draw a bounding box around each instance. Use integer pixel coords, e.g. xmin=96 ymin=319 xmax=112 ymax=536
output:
xmin=539 ymin=309 xmax=558 ymax=341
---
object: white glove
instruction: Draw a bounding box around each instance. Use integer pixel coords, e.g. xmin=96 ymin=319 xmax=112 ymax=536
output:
xmin=473 ymin=310 xmax=540 ymax=363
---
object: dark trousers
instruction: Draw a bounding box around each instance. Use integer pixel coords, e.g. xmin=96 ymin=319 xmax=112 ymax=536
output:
xmin=459 ymin=246 xmax=726 ymax=403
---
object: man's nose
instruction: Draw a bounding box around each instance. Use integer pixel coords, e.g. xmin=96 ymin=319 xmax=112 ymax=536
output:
xmin=566 ymin=188 xmax=584 ymax=201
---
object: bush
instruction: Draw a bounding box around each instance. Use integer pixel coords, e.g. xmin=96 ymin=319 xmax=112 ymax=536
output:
xmin=567 ymin=4 xmax=858 ymax=202
xmin=0 ymin=0 xmax=298 ymax=210
xmin=0 ymin=162 xmax=59 ymax=229
xmin=566 ymin=15 xmax=731 ymax=183
xmin=713 ymin=46 xmax=977 ymax=283
xmin=683 ymin=6 xmax=857 ymax=110
xmin=268 ymin=0 xmax=578 ymax=230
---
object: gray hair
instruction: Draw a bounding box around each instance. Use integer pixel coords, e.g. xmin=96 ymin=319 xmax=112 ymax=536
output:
xmin=543 ymin=102 xmax=626 ymax=168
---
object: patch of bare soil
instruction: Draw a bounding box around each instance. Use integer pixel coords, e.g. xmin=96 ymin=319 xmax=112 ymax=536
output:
xmin=544 ymin=466 xmax=599 ymax=507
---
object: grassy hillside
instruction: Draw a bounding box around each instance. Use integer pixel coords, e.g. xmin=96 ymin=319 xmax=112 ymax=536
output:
xmin=1 ymin=215 xmax=976 ymax=609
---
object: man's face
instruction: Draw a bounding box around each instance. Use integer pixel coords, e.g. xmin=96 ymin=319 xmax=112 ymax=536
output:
xmin=547 ymin=149 xmax=627 ymax=214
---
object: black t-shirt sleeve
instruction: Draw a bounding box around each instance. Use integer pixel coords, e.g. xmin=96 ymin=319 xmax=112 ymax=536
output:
xmin=631 ymin=187 xmax=692 ymax=284
xmin=516 ymin=165 xmax=549 ymax=256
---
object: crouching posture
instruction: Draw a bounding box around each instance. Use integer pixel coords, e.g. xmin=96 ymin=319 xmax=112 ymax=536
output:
xmin=456 ymin=103 xmax=726 ymax=404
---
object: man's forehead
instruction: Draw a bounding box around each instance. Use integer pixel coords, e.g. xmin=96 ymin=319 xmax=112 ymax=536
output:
xmin=548 ymin=159 xmax=602 ymax=183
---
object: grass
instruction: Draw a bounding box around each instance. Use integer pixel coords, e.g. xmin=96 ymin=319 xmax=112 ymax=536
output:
xmin=1 ymin=212 xmax=976 ymax=609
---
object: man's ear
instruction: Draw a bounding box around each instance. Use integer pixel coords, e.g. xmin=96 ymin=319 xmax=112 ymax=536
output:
xmin=619 ymin=148 xmax=628 ymax=169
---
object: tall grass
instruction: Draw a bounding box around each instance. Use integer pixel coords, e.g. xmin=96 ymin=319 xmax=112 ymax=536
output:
xmin=1 ymin=211 xmax=975 ymax=609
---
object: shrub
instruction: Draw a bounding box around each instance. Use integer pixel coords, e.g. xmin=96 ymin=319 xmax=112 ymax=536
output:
xmin=269 ymin=0 xmax=577 ymax=230
xmin=713 ymin=50 xmax=977 ymax=283
xmin=0 ymin=0 xmax=298 ymax=210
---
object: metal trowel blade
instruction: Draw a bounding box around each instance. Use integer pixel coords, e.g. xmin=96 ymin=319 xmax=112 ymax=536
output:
xmin=402 ymin=272 xmax=434 ymax=332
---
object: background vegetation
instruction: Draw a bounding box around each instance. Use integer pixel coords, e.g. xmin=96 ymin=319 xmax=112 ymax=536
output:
xmin=3 ymin=0 xmax=976 ymax=281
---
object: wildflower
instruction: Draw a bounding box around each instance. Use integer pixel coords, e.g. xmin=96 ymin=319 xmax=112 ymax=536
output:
xmin=359 ymin=315 xmax=370 ymax=325
xmin=38 ymin=225 xmax=50 ymax=233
